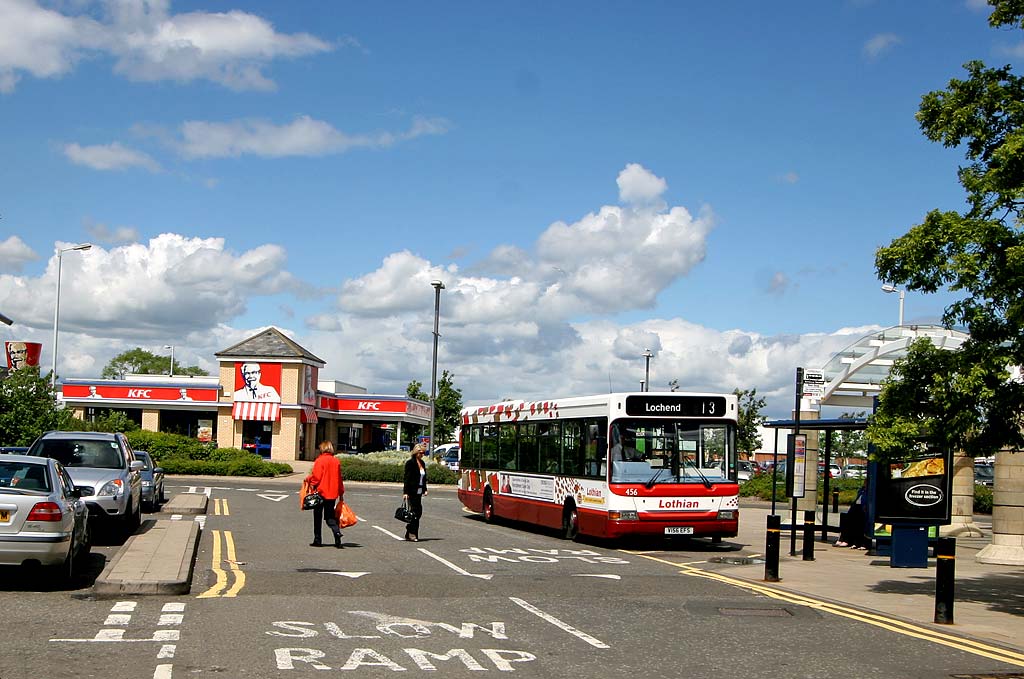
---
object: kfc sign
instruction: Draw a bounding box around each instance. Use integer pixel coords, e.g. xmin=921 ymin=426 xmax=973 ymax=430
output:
xmin=62 ymin=384 xmax=217 ymax=401
xmin=319 ymin=397 xmax=407 ymax=414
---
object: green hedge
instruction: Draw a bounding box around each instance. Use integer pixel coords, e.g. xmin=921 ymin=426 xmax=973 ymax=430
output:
xmin=339 ymin=456 xmax=458 ymax=485
xmin=125 ymin=430 xmax=291 ymax=476
xmin=739 ymin=473 xmax=994 ymax=514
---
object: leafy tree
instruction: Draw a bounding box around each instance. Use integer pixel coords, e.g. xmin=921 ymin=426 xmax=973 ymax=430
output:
xmin=870 ymin=1 xmax=1024 ymax=460
xmin=0 ymin=368 xmax=74 ymax=445
xmin=102 ymin=347 xmax=208 ymax=379
xmin=733 ymin=388 xmax=765 ymax=455
xmin=406 ymin=379 xmax=429 ymax=402
xmin=823 ymin=412 xmax=867 ymax=459
xmin=434 ymin=370 xmax=464 ymax=443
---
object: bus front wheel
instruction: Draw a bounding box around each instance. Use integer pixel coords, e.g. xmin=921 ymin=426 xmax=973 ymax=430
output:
xmin=562 ymin=504 xmax=579 ymax=541
xmin=483 ymin=493 xmax=495 ymax=523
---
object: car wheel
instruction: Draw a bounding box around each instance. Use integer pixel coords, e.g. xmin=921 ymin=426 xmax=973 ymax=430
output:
xmin=58 ymin=528 xmax=77 ymax=584
xmin=563 ymin=503 xmax=580 ymax=541
xmin=158 ymin=484 xmax=165 ymax=504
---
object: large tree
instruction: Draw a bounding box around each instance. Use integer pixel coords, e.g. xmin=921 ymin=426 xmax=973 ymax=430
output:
xmin=405 ymin=371 xmax=465 ymax=443
xmin=869 ymin=1 xmax=1024 ymax=459
xmin=733 ymin=388 xmax=766 ymax=456
xmin=0 ymin=368 xmax=74 ymax=445
xmin=102 ymin=348 xmax=208 ymax=379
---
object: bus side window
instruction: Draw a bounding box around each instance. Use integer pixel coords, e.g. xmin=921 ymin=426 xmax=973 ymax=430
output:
xmin=499 ymin=423 xmax=518 ymax=471
xmin=519 ymin=423 xmax=538 ymax=473
xmin=562 ymin=420 xmax=582 ymax=476
xmin=538 ymin=422 xmax=560 ymax=474
xmin=583 ymin=418 xmax=607 ymax=478
xmin=481 ymin=426 xmax=498 ymax=469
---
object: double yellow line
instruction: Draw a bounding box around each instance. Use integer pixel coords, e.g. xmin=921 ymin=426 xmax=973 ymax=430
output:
xmin=213 ymin=498 xmax=230 ymax=515
xmin=197 ymin=529 xmax=246 ymax=598
xmin=623 ymin=550 xmax=1024 ymax=668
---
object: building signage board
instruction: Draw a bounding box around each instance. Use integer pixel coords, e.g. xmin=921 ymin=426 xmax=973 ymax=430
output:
xmin=875 ymin=448 xmax=953 ymax=525
xmin=63 ymin=384 xmax=218 ymax=401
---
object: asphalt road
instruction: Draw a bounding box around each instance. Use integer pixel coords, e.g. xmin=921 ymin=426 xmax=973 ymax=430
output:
xmin=1 ymin=479 xmax=1021 ymax=678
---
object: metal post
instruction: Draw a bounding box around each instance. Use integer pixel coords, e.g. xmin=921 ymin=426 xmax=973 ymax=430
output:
xmin=50 ymin=243 xmax=91 ymax=391
xmin=765 ymin=514 xmax=781 ymax=582
xmin=770 ymin=428 xmax=779 ymax=515
xmin=934 ymin=537 xmax=956 ymax=624
xmin=822 ymin=430 xmax=833 ymax=543
xmin=429 ymin=280 xmax=445 ymax=452
xmin=642 ymin=349 xmax=653 ymax=392
xmin=832 ymin=490 xmax=840 ymax=513
xmin=802 ymin=510 xmax=815 ymax=561
xmin=165 ymin=344 xmax=174 ymax=376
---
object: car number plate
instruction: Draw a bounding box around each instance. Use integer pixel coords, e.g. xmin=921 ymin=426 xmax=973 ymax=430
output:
xmin=0 ymin=510 xmax=9 ymax=522
xmin=665 ymin=526 xmax=694 ymax=535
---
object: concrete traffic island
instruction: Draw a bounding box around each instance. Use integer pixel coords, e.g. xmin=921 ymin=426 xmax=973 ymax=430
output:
xmin=160 ymin=492 xmax=209 ymax=515
xmin=94 ymin=516 xmax=203 ymax=595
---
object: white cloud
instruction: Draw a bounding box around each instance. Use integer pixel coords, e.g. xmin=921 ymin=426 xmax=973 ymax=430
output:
xmin=175 ymin=115 xmax=450 ymax=159
xmin=0 ymin=234 xmax=307 ymax=338
xmin=0 ymin=235 xmax=39 ymax=272
xmin=0 ymin=0 xmax=332 ymax=94
xmin=617 ymin=163 xmax=668 ymax=205
xmin=84 ymin=221 xmax=141 ymax=245
xmin=863 ymin=33 xmax=902 ymax=60
xmin=64 ymin=142 xmax=161 ymax=171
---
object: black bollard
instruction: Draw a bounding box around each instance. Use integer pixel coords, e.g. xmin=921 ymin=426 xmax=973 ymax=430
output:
xmin=832 ymin=490 xmax=839 ymax=513
xmin=934 ymin=537 xmax=956 ymax=624
xmin=765 ymin=514 xmax=781 ymax=582
xmin=802 ymin=509 xmax=815 ymax=561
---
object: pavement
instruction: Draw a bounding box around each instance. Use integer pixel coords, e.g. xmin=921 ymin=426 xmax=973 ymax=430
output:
xmin=92 ymin=465 xmax=1024 ymax=657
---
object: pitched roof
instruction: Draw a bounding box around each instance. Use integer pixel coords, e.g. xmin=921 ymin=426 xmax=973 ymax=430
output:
xmin=215 ymin=327 xmax=325 ymax=365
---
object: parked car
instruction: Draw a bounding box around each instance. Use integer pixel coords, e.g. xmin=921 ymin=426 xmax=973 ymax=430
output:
xmin=133 ymin=451 xmax=165 ymax=511
xmin=843 ymin=463 xmax=867 ymax=479
xmin=0 ymin=454 xmax=91 ymax=581
xmin=26 ymin=431 xmax=143 ymax=538
xmin=974 ymin=463 xmax=994 ymax=487
xmin=737 ymin=460 xmax=754 ymax=481
xmin=829 ymin=464 xmax=843 ymax=479
xmin=441 ymin=447 xmax=460 ymax=471
xmin=1 ymin=446 xmax=29 ymax=455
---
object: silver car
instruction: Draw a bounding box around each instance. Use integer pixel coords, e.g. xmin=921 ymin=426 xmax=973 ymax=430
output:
xmin=0 ymin=454 xmax=91 ymax=581
xmin=27 ymin=431 xmax=143 ymax=538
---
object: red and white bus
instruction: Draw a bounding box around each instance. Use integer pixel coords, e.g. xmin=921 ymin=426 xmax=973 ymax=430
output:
xmin=457 ymin=392 xmax=740 ymax=540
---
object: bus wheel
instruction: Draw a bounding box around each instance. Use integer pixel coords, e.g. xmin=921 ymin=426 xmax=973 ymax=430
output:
xmin=483 ymin=493 xmax=495 ymax=523
xmin=562 ymin=504 xmax=579 ymax=541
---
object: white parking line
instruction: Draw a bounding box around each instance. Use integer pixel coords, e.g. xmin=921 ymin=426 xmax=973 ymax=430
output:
xmin=508 ymin=597 xmax=609 ymax=649
xmin=418 ymin=548 xmax=493 ymax=580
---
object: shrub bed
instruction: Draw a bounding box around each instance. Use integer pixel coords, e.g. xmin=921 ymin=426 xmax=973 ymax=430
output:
xmin=126 ymin=430 xmax=291 ymax=476
xmin=339 ymin=455 xmax=458 ymax=485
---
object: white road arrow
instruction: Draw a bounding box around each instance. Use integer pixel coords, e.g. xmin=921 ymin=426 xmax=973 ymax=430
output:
xmin=318 ymin=571 xmax=370 ymax=578
xmin=571 ymin=574 xmax=621 ymax=580
xmin=257 ymin=494 xmax=289 ymax=502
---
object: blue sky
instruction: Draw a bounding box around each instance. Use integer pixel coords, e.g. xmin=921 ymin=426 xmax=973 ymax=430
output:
xmin=1 ymin=0 xmax=1019 ymax=418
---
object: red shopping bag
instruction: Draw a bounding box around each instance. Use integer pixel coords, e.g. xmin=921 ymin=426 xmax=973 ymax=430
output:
xmin=335 ymin=500 xmax=358 ymax=529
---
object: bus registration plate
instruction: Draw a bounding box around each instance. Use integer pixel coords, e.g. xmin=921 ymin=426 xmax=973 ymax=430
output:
xmin=665 ymin=526 xmax=693 ymax=535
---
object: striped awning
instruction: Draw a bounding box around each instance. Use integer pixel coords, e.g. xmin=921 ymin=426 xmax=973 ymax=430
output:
xmin=232 ymin=401 xmax=281 ymax=421
xmin=300 ymin=405 xmax=318 ymax=423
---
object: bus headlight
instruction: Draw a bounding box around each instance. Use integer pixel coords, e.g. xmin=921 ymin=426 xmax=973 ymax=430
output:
xmin=717 ymin=510 xmax=736 ymax=520
xmin=610 ymin=510 xmax=638 ymax=521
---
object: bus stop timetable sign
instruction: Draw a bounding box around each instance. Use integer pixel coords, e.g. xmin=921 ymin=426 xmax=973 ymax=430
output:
xmin=625 ymin=395 xmax=727 ymax=417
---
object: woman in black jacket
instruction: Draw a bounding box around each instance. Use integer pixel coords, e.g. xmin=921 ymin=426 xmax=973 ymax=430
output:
xmin=402 ymin=443 xmax=429 ymax=541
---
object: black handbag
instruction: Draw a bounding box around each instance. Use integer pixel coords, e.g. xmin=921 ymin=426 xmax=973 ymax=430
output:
xmin=394 ymin=500 xmax=415 ymax=523
xmin=302 ymin=490 xmax=324 ymax=511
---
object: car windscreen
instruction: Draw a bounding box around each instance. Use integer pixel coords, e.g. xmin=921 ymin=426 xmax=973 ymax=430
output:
xmin=135 ymin=453 xmax=153 ymax=470
xmin=0 ymin=460 xmax=52 ymax=491
xmin=32 ymin=439 xmax=125 ymax=469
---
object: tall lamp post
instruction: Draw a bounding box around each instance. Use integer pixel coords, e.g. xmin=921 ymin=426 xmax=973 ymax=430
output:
xmin=642 ymin=349 xmax=653 ymax=392
xmin=429 ymin=280 xmax=445 ymax=452
xmin=165 ymin=345 xmax=174 ymax=376
xmin=51 ymin=243 xmax=92 ymax=390
xmin=0 ymin=312 xmax=12 ymax=326
xmin=881 ymin=284 xmax=905 ymax=327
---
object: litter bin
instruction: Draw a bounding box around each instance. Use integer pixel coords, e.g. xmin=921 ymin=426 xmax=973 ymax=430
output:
xmin=890 ymin=524 xmax=929 ymax=568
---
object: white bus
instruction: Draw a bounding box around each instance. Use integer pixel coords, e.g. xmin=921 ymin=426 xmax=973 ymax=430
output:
xmin=457 ymin=392 xmax=740 ymax=540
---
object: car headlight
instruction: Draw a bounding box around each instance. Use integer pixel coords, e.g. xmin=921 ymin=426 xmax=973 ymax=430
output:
xmin=98 ymin=479 xmax=124 ymax=496
xmin=142 ymin=481 xmax=152 ymax=487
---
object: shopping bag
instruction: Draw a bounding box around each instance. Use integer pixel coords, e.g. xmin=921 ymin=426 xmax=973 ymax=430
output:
xmin=336 ymin=501 xmax=358 ymax=529
xmin=302 ymin=490 xmax=323 ymax=511
xmin=394 ymin=500 xmax=415 ymax=523
xmin=299 ymin=480 xmax=313 ymax=510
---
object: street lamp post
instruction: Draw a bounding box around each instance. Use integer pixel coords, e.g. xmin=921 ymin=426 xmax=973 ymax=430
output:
xmin=51 ymin=243 xmax=92 ymax=390
xmin=429 ymin=280 xmax=445 ymax=452
xmin=881 ymin=284 xmax=905 ymax=327
xmin=165 ymin=345 xmax=174 ymax=376
xmin=642 ymin=349 xmax=653 ymax=392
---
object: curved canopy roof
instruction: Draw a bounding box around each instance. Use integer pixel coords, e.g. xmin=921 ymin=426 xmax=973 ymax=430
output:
xmin=819 ymin=325 xmax=969 ymax=409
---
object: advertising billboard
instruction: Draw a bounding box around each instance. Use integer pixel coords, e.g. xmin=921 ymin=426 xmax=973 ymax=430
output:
xmin=875 ymin=448 xmax=953 ymax=525
xmin=5 ymin=341 xmax=42 ymax=371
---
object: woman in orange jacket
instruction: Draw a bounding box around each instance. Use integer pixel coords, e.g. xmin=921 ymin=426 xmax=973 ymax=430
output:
xmin=305 ymin=441 xmax=345 ymax=548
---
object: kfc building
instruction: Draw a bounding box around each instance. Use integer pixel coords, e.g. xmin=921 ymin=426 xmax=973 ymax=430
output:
xmin=59 ymin=328 xmax=431 ymax=461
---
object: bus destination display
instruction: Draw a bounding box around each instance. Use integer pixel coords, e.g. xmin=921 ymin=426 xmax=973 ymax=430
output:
xmin=625 ymin=395 xmax=727 ymax=417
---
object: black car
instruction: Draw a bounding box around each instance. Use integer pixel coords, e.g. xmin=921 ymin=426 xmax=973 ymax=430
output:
xmin=974 ymin=463 xmax=994 ymax=487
